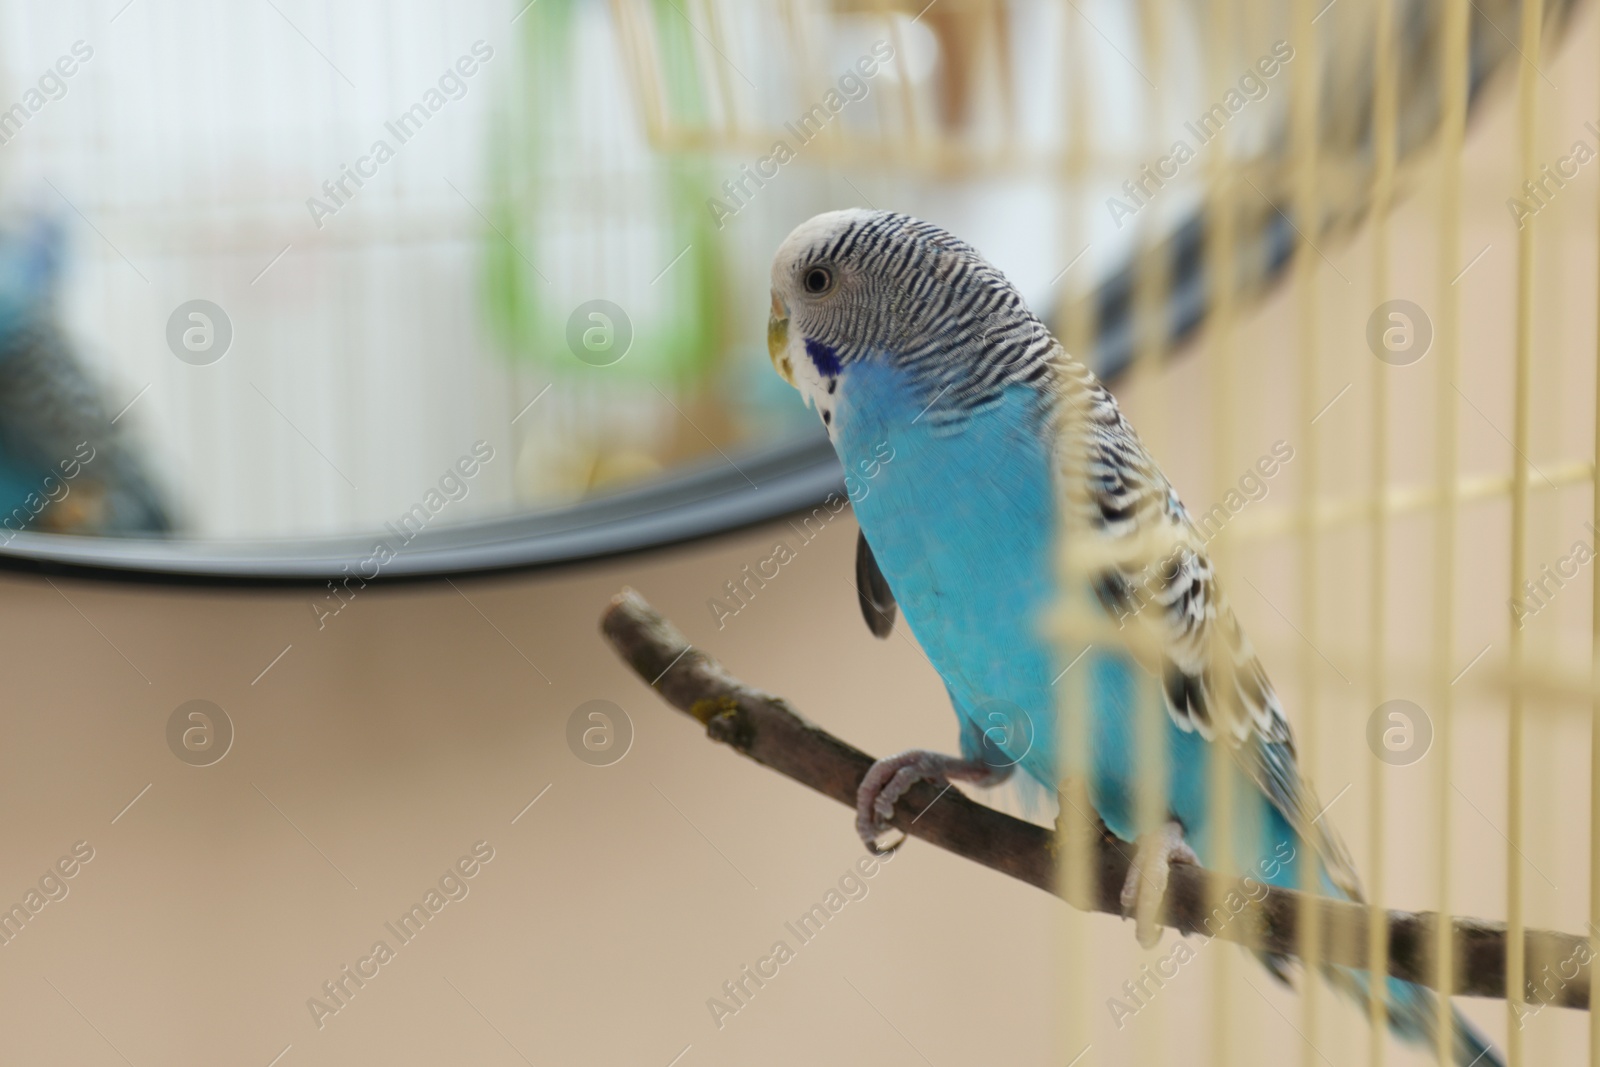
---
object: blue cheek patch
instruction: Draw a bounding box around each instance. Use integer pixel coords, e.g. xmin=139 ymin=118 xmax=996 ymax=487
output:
xmin=804 ymin=338 xmax=841 ymax=376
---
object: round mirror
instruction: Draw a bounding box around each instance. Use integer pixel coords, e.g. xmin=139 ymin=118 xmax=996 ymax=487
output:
xmin=0 ymin=1 xmax=1221 ymax=580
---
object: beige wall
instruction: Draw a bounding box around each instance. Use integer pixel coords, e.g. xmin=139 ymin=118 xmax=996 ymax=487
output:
xmin=0 ymin=523 xmax=1074 ymax=1066
xmin=0 ymin=500 xmax=1572 ymax=1066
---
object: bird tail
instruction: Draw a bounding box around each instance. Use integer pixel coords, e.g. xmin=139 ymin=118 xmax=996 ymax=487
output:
xmin=1319 ymin=964 xmax=1503 ymax=1067
xmin=1256 ymin=864 xmax=1502 ymax=1066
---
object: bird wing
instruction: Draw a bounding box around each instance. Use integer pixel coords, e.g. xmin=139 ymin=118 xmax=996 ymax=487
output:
xmin=855 ymin=527 xmax=898 ymax=638
xmin=1051 ymin=355 xmax=1361 ymax=898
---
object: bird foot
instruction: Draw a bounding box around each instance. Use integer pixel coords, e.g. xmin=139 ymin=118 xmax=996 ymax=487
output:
xmin=856 ymin=749 xmax=1011 ymax=854
xmin=1119 ymin=820 xmax=1199 ymax=949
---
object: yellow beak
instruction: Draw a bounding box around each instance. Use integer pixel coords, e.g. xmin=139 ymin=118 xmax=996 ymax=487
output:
xmin=767 ymin=291 xmax=793 ymax=385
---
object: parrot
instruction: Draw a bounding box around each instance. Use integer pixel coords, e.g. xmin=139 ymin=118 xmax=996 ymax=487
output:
xmin=0 ymin=213 xmax=172 ymax=540
xmin=766 ymin=208 xmax=1501 ymax=1066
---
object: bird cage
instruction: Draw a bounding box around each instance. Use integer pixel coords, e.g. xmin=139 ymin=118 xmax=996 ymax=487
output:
xmin=613 ymin=0 xmax=1600 ymax=1064
xmin=0 ymin=0 xmax=1594 ymax=1063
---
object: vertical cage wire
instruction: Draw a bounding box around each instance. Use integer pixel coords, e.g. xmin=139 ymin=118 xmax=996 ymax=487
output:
xmin=1431 ymin=0 xmax=1468 ymax=1059
xmin=1057 ymin=7 xmax=1097 ymax=1065
xmin=607 ymin=1 xmax=1600 ymax=1062
xmin=1508 ymin=1 xmax=1544 ymax=1063
xmin=1363 ymin=0 xmax=1401 ymax=1055
xmin=1365 ymin=0 xmax=1397 ymax=1059
xmin=1289 ymin=0 xmax=1326 ymax=1058
xmin=1124 ymin=3 xmax=1174 ymax=1064
xmin=1591 ymin=11 xmax=1600 ymax=1048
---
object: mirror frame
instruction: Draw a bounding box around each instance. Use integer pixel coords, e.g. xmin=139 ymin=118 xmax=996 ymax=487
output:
xmin=0 ymin=436 xmax=843 ymax=585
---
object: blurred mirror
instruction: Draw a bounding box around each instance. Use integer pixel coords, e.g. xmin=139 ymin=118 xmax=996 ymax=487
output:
xmin=0 ymin=0 xmax=1230 ymax=565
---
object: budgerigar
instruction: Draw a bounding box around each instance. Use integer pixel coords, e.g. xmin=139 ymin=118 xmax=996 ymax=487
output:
xmin=767 ymin=209 xmax=1500 ymax=1066
xmin=0 ymin=214 xmax=171 ymax=538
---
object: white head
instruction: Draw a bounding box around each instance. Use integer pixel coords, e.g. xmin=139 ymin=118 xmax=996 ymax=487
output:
xmin=768 ymin=209 xmax=1051 ymax=434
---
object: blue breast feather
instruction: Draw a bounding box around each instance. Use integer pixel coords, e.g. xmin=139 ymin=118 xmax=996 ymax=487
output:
xmin=832 ymin=354 xmax=1499 ymax=1065
xmin=833 ymin=358 xmax=1300 ymax=884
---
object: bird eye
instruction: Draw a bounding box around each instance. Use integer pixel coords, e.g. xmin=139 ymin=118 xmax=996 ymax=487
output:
xmin=803 ymin=267 xmax=832 ymax=295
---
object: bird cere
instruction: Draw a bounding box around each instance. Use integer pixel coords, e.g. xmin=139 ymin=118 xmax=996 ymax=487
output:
xmin=704 ymin=40 xmax=896 ymax=230
xmin=764 ymin=209 xmax=1505 ymax=1067
xmin=1106 ymin=40 xmax=1295 ymax=229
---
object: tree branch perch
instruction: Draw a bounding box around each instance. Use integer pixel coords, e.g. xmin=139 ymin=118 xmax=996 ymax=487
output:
xmin=600 ymin=588 xmax=1592 ymax=1011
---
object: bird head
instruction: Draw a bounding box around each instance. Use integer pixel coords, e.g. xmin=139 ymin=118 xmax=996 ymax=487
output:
xmin=768 ymin=209 xmax=1050 ymax=430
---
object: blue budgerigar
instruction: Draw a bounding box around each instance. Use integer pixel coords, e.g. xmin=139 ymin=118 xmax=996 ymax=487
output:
xmin=766 ymin=209 xmax=1499 ymax=1066
xmin=0 ymin=214 xmax=171 ymax=538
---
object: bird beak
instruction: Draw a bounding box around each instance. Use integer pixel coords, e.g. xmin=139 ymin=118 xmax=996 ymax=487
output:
xmin=767 ymin=291 xmax=793 ymax=386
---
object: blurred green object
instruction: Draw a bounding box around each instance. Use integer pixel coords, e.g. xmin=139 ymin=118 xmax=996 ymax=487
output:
xmin=482 ymin=0 xmax=724 ymax=386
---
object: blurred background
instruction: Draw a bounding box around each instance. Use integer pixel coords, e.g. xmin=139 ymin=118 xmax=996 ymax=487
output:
xmin=0 ymin=0 xmax=1291 ymax=545
xmin=2 ymin=0 xmax=1599 ymax=1065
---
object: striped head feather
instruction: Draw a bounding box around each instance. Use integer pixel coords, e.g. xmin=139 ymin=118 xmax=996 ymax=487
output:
xmin=768 ymin=209 xmax=1062 ymax=434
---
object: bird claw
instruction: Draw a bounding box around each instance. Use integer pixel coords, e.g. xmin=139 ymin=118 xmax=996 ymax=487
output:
xmin=1119 ymin=820 xmax=1199 ymax=950
xmin=863 ymin=831 xmax=904 ymax=857
xmin=856 ymin=749 xmax=1010 ymax=853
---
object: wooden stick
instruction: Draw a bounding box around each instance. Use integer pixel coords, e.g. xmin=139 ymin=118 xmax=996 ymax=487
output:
xmin=600 ymin=588 xmax=1592 ymax=1010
